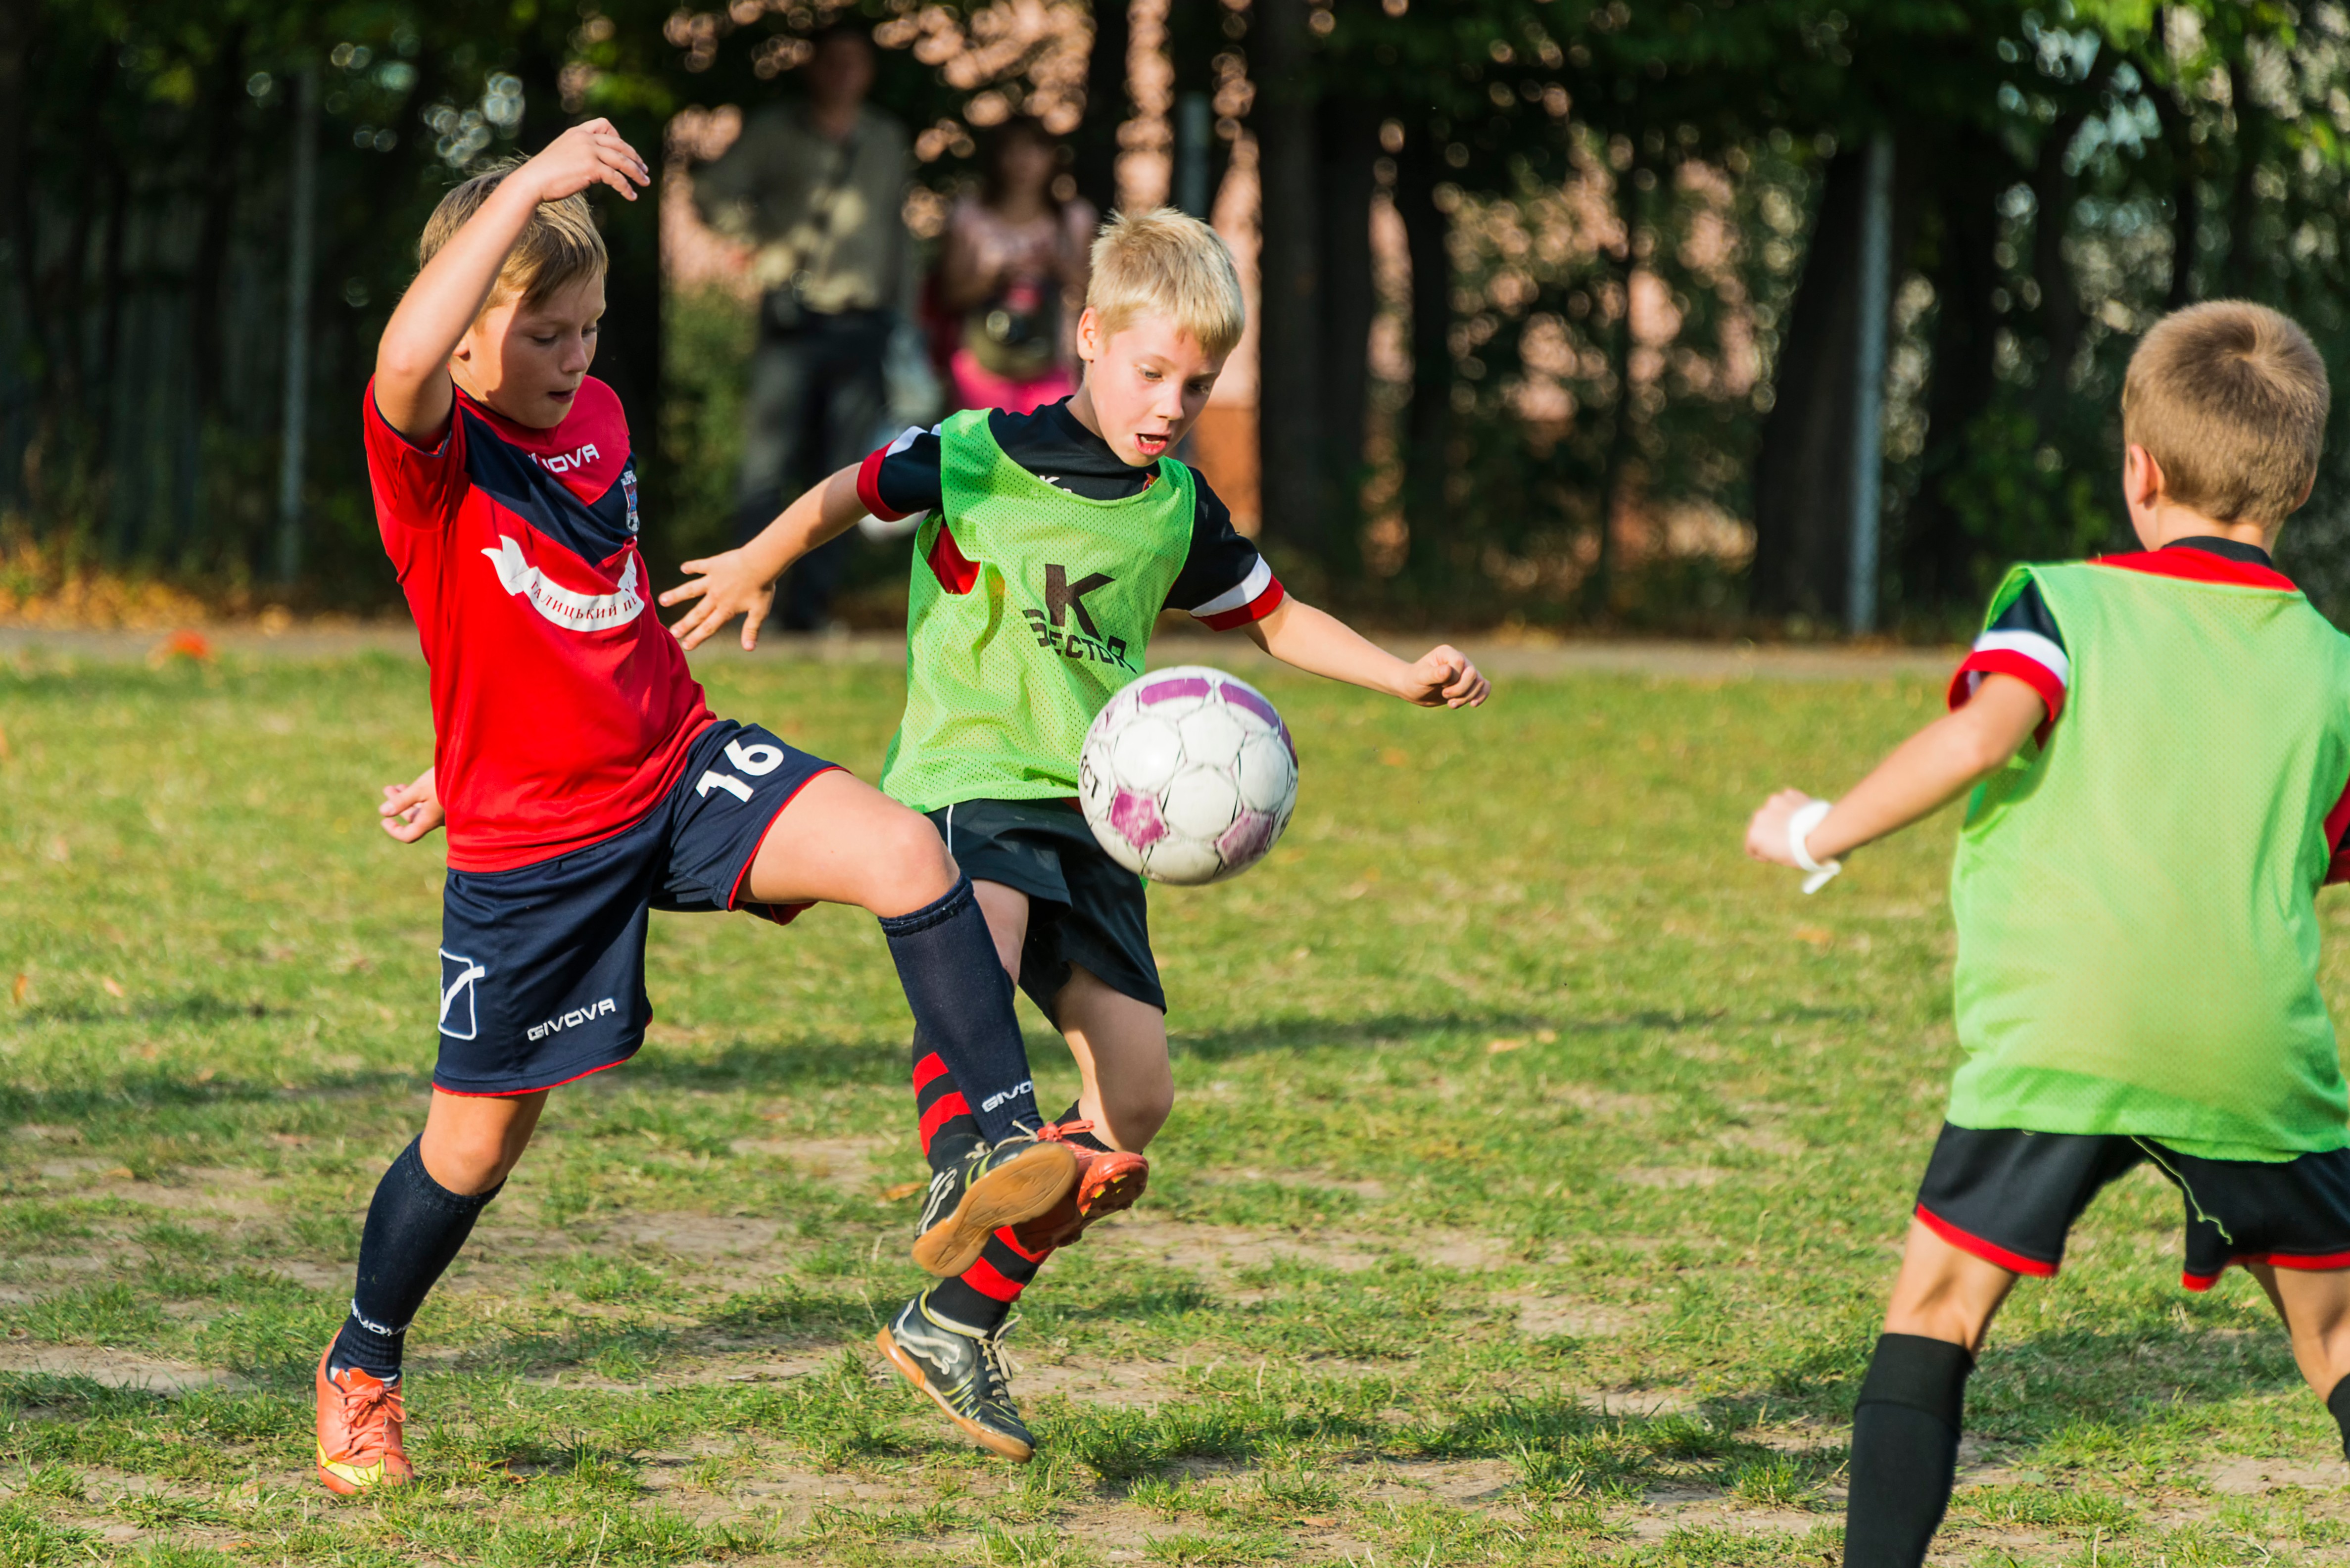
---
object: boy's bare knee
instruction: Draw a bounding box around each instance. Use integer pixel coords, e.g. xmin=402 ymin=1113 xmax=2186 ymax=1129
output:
xmin=867 ymin=811 xmax=958 ymax=917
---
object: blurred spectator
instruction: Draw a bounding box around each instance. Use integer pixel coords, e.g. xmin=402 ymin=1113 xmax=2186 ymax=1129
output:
xmin=936 ymin=117 xmax=1096 ymax=415
xmin=693 ymin=24 xmax=915 ymax=629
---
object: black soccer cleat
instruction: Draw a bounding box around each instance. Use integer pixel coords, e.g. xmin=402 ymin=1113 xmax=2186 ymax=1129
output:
xmin=911 ymin=1130 xmax=1078 ymax=1278
xmin=876 ymin=1289 xmax=1034 ymax=1463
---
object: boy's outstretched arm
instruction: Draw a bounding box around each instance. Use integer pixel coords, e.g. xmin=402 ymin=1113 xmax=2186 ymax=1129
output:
xmin=1245 ymin=598 xmax=1489 ymax=709
xmin=659 ymin=465 xmax=868 ymax=650
xmin=1745 ymin=672 xmax=2045 ymax=873
xmin=373 ymin=121 xmax=649 ymax=441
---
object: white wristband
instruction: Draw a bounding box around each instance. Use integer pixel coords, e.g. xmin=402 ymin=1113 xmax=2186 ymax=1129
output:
xmin=1787 ymin=798 xmax=1842 ymax=895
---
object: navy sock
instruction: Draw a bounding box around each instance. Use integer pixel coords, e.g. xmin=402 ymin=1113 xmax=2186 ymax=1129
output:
xmin=328 ymin=1138 xmax=502 ymax=1382
xmin=1055 ymin=1100 xmax=1110 ymax=1152
xmin=2329 ymin=1374 xmax=2350 ymax=1461
xmin=1845 ymin=1333 xmax=1973 ymax=1568
xmin=914 ymin=1029 xmax=984 ymax=1175
xmin=880 ymin=876 xmax=1039 ymax=1143
xmin=928 ymin=1227 xmax=1052 ymax=1334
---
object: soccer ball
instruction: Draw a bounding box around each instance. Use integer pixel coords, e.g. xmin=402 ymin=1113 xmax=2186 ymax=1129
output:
xmin=1079 ymin=666 xmax=1299 ymax=885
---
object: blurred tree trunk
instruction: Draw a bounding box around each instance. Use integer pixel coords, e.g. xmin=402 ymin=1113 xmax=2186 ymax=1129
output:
xmin=1587 ymin=148 xmax=1644 ymax=620
xmin=1899 ymin=126 xmax=2004 ymax=610
xmin=2029 ymin=92 xmax=2099 ymax=428
xmin=190 ymin=22 xmax=250 ymax=420
xmin=1394 ymin=129 xmax=1450 ymax=588
xmin=1075 ymin=0 xmax=1131 ymax=217
xmin=1751 ymin=150 xmax=1865 ymax=619
xmin=1165 ymin=0 xmax=1232 ymax=211
xmin=2218 ymin=56 xmax=2262 ymax=299
xmin=1254 ymin=0 xmax=1321 ymax=557
xmin=2147 ymin=17 xmax=2199 ymax=310
xmin=1316 ymin=93 xmax=1378 ymax=572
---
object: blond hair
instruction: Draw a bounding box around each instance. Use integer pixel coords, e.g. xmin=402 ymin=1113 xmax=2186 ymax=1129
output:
xmin=2121 ymin=300 xmax=2328 ymax=525
xmin=418 ymin=157 xmax=607 ymax=313
xmin=1086 ymin=207 xmax=1246 ymax=359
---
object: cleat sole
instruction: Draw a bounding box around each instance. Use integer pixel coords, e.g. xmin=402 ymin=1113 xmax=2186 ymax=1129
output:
xmin=911 ymin=1142 xmax=1077 ymax=1277
xmin=876 ymin=1326 xmax=1035 ymax=1463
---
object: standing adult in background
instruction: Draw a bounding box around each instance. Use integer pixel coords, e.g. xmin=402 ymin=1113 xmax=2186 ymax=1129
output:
xmin=693 ymin=23 xmax=915 ymax=630
xmin=936 ymin=117 xmax=1095 ymax=415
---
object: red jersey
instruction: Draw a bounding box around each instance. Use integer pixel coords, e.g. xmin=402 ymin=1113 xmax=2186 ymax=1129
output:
xmin=364 ymin=376 xmax=713 ymax=872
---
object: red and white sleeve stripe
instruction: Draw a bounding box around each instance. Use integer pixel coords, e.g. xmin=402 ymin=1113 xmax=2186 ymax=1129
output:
xmin=855 ymin=425 xmax=933 ymax=523
xmin=1946 ymin=629 xmax=2068 ymax=723
xmin=1188 ymin=556 xmax=1286 ymax=631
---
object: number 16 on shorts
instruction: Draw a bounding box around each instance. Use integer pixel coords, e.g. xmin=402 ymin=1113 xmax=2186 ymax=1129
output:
xmin=695 ymin=738 xmax=788 ymax=804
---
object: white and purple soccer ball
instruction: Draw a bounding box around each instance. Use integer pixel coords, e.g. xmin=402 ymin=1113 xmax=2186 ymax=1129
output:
xmin=1079 ymin=666 xmax=1299 ymax=885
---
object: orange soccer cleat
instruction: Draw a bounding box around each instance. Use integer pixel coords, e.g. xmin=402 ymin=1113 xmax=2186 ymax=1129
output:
xmin=1012 ymin=1122 xmax=1148 ymax=1252
xmin=314 ymin=1344 xmax=414 ymax=1495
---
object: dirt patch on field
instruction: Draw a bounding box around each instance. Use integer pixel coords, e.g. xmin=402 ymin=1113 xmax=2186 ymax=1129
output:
xmin=1618 ymin=1167 xmax=1724 ymax=1189
xmin=2204 ymin=1454 xmax=2350 ymax=1493
xmin=1194 ymin=1169 xmax=1393 ymax=1201
xmin=1498 ymin=1293 xmax=1644 ymax=1338
xmin=724 ymin=1136 xmax=912 ymax=1195
xmin=0 ymin=1343 xmax=235 ymax=1391
xmin=1089 ymin=1216 xmax=1384 ymax=1276
xmin=603 ymin=1213 xmax=789 ymax=1260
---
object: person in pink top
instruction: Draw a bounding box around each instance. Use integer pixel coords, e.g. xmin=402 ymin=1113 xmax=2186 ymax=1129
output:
xmin=936 ymin=117 xmax=1095 ymax=414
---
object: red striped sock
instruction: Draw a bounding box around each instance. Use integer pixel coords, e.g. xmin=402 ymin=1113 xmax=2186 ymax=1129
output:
xmin=927 ymin=1225 xmax=1053 ymax=1332
xmin=913 ymin=1033 xmax=982 ymax=1175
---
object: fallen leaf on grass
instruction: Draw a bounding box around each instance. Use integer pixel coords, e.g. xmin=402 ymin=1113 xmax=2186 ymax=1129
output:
xmin=880 ymin=1181 xmax=926 ymax=1202
xmin=1379 ymin=748 xmax=1409 ymax=767
xmin=100 ymin=977 xmax=125 ymax=998
xmin=9 ymin=974 xmax=24 ymax=1004
xmin=1487 ymin=1038 xmax=1525 ymax=1054
xmin=102 ymin=1167 xmax=135 ymax=1180
xmin=1793 ymin=927 xmax=1834 ymax=948
xmin=193 ymin=1067 xmax=216 ymax=1084
xmin=1297 ymin=1516 xmax=1337 ymax=1528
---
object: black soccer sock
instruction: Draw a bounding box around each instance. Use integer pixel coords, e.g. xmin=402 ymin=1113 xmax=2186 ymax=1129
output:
xmin=1844 ymin=1333 xmax=1974 ymax=1568
xmin=928 ymin=1228 xmax=1053 ymax=1334
xmin=327 ymin=1138 xmax=503 ymax=1382
xmin=879 ymin=876 xmax=1039 ymax=1144
xmin=914 ymin=1028 xmax=984 ymax=1175
xmin=2328 ymin=1374 xmax=2350 ymax=1461
xmin=1055 ymin=1101 xmax=1111 ymax=1151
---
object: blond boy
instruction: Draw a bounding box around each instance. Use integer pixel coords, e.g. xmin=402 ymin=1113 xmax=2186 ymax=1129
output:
xmin=1746 ymin=301 xmax=2350 ymax=1563
xmin=667 ymin=207 xmax=1489 ymax=1459
xmin=332 ymin=124 xmax=1083 ymax=1493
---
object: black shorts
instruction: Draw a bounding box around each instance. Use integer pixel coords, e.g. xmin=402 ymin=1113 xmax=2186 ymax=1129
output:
xmin=434 ymin=719 xmax=839 ymax=1096
xmin=1916 ymin=1123 xmax=2350 ymax=1290
xmin=930 ymin=797 xmax=1164 ymax=1023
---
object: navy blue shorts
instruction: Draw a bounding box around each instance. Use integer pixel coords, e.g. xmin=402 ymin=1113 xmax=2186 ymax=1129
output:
xmin=434 ymin=719 xmax=839 ymax=1096
xmin=930 ymin=797 xmax=1164 ymax=1022
xmin=1915 ymin=1123 xmax=2350 ymax=1290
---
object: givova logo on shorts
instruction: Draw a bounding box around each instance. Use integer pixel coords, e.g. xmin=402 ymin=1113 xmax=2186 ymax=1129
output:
xmin=438 ymin=950 xmax=486 ymax=1041
xmin=528 ymin=997 xmax=617 ymax=1043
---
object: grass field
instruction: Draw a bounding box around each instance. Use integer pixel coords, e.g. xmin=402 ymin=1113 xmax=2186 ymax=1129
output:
xmin=4 ymin=646 xmax=2350 ymax=1566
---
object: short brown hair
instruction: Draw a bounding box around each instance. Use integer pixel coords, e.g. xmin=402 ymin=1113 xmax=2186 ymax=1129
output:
xmin=2121 ymin=300 xmax=2328 ymax=525
xmin=418 ymin=157 xmax=607 ymax=314
xmin=1086 ymin=207 xmax=1246 ymax=359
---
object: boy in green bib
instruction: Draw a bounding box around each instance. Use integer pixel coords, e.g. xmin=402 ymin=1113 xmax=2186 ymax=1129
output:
xmin=666 ymin=207 xmax=1489 ymax=1460
xmin=1746 ymin=301 xmax=2350 ymax=1563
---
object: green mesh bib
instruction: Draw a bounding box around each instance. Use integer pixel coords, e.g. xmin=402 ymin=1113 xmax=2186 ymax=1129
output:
xmin=878 ymin=409 xmax=1196 ymax=813
xmin=1947 ymin=561 xmax=2350 ymax=1160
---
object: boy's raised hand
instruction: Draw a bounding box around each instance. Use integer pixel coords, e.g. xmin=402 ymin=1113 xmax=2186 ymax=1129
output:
xmin=1399 ymin=645 xmax=1490 ymax=709
xmin=515 ymin=118 xmax=651 ymax=205
xmin=660 ymin=550 xmax=777 ymax=653
xmin=380 ymin=766 xmax=445 ymax=844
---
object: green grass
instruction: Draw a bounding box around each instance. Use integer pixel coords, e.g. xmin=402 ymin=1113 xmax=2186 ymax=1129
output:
xmin=3 ymin=645 xmax=2350 ymax=1563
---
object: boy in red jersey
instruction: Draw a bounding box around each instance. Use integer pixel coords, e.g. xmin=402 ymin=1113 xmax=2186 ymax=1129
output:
xmin=320 ymin=122 xmax=1082 ymax=1495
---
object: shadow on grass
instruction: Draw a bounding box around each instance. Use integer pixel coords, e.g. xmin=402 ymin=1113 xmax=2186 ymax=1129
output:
xmin=12 ymin=993 xmax=283 ymax=1027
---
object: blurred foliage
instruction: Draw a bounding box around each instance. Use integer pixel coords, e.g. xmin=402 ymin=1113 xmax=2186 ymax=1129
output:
xmin=8 ymin=0 xmax=2350 ymax=629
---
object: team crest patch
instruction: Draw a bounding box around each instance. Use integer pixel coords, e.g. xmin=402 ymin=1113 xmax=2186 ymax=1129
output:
xmin=622 ymin=466 xmax=640 ymax=533
xmin=438 ymin=950 xmax=485 ymax=1041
